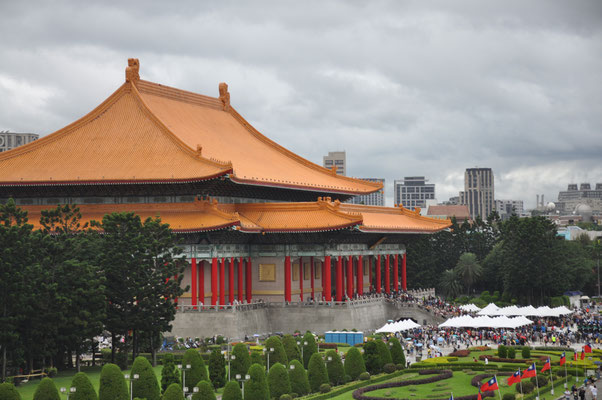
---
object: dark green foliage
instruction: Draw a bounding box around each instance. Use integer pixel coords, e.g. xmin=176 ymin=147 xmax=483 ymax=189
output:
xmin=521 ymin=347 xmax=531 ymax=358
xmin=517 ymin=381 xmax=534 ymax=393
xmin=231 ymin=343 xmax=251 ymax=381
xmin=301 ymin=332 xmax=317 ymax=369
xmin=0 ymin=382 xmax=21 ymax=400
xmin=208 ymin=348 xmax=226 ymax=389
xmin=324 ymin=350 xmax=344 ymax=386
xmin=383 ymin=363 xmax=396 ymax=374
xmin=161 ymin=383 xmax=184 ymax=400
xmin=115 ymin=352 xmax=128 ymax=370
xmin=264 ymin=336 xmax=288 ymax=370
xmin=182 ymin=349 xmax=208 ymax=394
xmin=267 ymin=363 xmax=291 ymax=400
xmin=507 ymin=347 xmax=516 ymax=359
xmin=279 ymin=395 xmax=292 ymax=400
xmin=288 ymin=360 xmax=309 ymax=396
xmin=70 ymin=372 xmax=98 ymax=400
xmin=222 ymin=381 xmax=242 ymax=400
xmin=33 ymin=377 xmax=60 ymax=400
xmin=99 ymin=363 xmax=128 ymax=400
xmin=359 ymin=372 xmax=370 ymax=381
xmin=319 ymin=384 xmax=331 ymax=394
xmin=161 ymin=353 xmax=181 ymax=393
xmin=497 ymin=345 xmax=507 ymax=358
xmin=455 ymin=252 xmax=482 ymax=295
xmin=388 ymin=337 xmax=405 ymax=367
xmin=307 ymin=353 xmax=329 ymax=393
xmin=132 ymin=356 xmax=160 ymax=400
xmin=362 ymin=341 xmax=382 ymax=374
xmin=245 ymin=364 xmax=270 ymax=400
xmin=250 ymin=351 xmax=264 ymax=367
xmin=530 ymin=375 xmax=548 ymax=387
xmin=344 ymin=347 xmax=366 ymax=380
xmin=375 ymin=340 xmax=392 ymax=368
xmin=282 ymin=335 xmax=301 ymax=364
xmin=192 ymin=381 xmax=215 ymax=400
xmin=502 ymin=394 xmax=514 ymax=400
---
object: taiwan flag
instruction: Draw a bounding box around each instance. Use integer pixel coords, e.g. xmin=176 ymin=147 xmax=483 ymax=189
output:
xmin=507 ymin=370 xmax=522 ymax=386
xmin=581 ymin=350 xmax=585 ymax=360
xmin=574 ymin=352 xmax=578 ymax=361
xmin=542 ymin=358 xmax=551 ymax=372
xmin=477 ymin=392 xmax=482 ymax=400
xmin=480 ymin=376 xmax=499 ymax=392
xmin=560 ymin=352 xmax=566 ymax=366
xmin=584 ymin=343 xmax=592 ymax=353
xmin=522 ymin=363 xmax=537 ymax=378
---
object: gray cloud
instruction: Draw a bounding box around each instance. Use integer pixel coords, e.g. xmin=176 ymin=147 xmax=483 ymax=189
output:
xmin=1 ymin=0 xmax=601 ymax=208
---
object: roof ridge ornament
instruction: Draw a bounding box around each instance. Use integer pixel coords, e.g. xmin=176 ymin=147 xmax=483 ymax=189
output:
xmin=125 ymin=58 xmax=140 ymax=83
xmin=219 ymin=82 xmax=230 ymax=111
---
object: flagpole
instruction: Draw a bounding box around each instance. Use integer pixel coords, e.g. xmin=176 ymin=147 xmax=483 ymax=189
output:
xmin=564 ymin=359 xmax=568 ymax=388
xmin=575 ymin=353 xmax=578 ymax=383
xmin=548 ymin=360 xmax=554 ymax=395
xmin=535 ymin=370 xmax=540 ymax=400
xmin=518 ymin=367 xmax=523 ymax=397
xmin=494 ymin=375 xmax=501 ymax=400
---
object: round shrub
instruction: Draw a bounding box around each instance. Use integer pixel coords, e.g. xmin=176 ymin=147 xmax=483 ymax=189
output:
xmin=231 ymin=343 xmax=251 ymax=380
xmin=325 ymin=350 xmax=345 ymax=386
xmin=279 ymin=395 xmax=292 ymax=400
xmin=497 ymin=345 xmax=507 ymax=358
xmin=362 ymin=341 xmax=382 ymax=374
xmin=222 ymin=381 xmax=242 ymax=400
xmin=245 ymin=364 xmax=270 ymax=400
xmin=319 ymin=384 xmax=331 ymax=394
xmin=208 ymin=348 xmax=226 ymax=389
xmin=250 ymin=351 xmax=264 ymax=367
xmin=33 ymin=377 xmax=60 ymax=400
xmin=395 ymin=364 xmax=404 ymax=371
xmin=282 ymin=335 xmax=301 ymax=363
xmin=507 ymin=347 xmax=516 ymax=359
xmin=132 ymin=356 xmax=160 ymax=400
xmin=264 ymin=336 xmax=288 ymax=370
xmin=288 ymin=360 xmax=310 ymax=396
xmin=517 ymin=381 xmax=534 ymax=394
xmin=521 ymin=347 xmax=531 ymax=359
xmin=344 ymin=347 xmax=366 ymax=380
xmin=307 ymin=353 xmax=329 ymax=393
xmin=267 ymin=363 xmax=291 ymax=400
xmin=383 ymin=363 xmax=396 ymax=374
xmin=388 ymin=337 xmax=405 ymax=367
xmin=181 ymin=349 xmax=208 ymax=394
xmin=301 ymin=332 xmax=318 ymax=368
xmin=161 ymin=353 xmax=181 ymax=394
xmin=530 ymin=375 xmax=548 ymax=387
xmin=502 ymin=394 xmax=514 ymax=400
xmin=191 ymin=381 xmax=215 ymax=400
xmin=556 ymin=368 xmax=567 ymax=377
xmin=46 ymin=368 xmax=58 ymax=378
xmin=359 ymin=372 xmax=370 ymax=381
xmin=375 ymin=340 xmax=393 ymax=366
xmin=162 ymin=383 xmax=184 ymax=400
xmin=70 ymin=372 xmax=98 ymax=400
xmin=99 ymin=363 xmax=128 ymax=400
xmin=0 ymin=382 xmax=22 ymax=400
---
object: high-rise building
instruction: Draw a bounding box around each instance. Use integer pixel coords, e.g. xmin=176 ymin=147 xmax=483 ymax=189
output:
xmin=394 ymin=176 xmax=436 ymax=211
xmin=323 ymin=151 xmax=346 ymax=176
xmin=349 ymin=178 xmax=385 ymax=206
xmin=495 ymin=199 xmax=524 ymax=219
xmin=556 ymin=183 xmax=602 ymax=215
xmin=460 ymin=168 xmax=494 ymax=220
xmin=0 ymin=131 xmax=39 ymax=152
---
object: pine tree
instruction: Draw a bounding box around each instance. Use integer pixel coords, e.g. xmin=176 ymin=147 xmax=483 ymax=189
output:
xmin=388 ymin=337 xmax=405 ymax=367
xmin=161 ymin=383 xmax=184 ymax=400
xmin=181 ymin=349 xmax=208 ymax=394
xmin=99 ymin=363 xmax=128 ymax=400
xmin=344 ymin=347 xmax=366 ymax=380
xmin=375 ymin=340 xmax=392 ymax=366
xmin=324 ymin=350 xmax=344 ymax=386
xmin=231 ymin=343 xmax=251 ymax=382
xmin=131 ymin=356 xmax=160 ymax=400
xmin=208 ymin=348 xmax=226 ymax=388
xmin=288 ymin=360 xmax=310 ymax=396
xmin=301 ymin=332 xmax=317 ymax=369
xmin=161 ymin=353 xmax=181 ymax=393
xmin=191 ymin=381 xmax=215 ymax=400
xmin=244 ymin=364 xmax=270 ymax=400
xmin=362 ymin=341 xmax=382 ymax=374
xmin=222 ymin=381 xmax=242 ymax=400
xmin=267 ymin=363 xmax=291 ymax=400
xmin=281 ymin=335 xmax=301 ymax=363
xmin=307 ymin=353 xmax=328 ymax=393
xmin=70 ymin=372 xmax=98 ymax=400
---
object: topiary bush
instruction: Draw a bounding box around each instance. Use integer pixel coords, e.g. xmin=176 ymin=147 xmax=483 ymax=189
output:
xmin=99 ymin=363 xmax=128 ymax=400
xmin=70 ymin=372 xmax=98 ymax=400
xmin=222 ymin=381 xmax=242 ymax=400
xmin=502 ymin=394 xmax=514 ymax=400
xmin=279 ymin=395 xmax=292 ymax=400
xmin=319 ymin=384 xmax=331 ymax=394
xmin=288 ymin=360 xmax=310 ymax=396
xmin=33 ymin=377 xmax=60 ymax=400
xmin=307 ymin=353 xmax=329 ymax=393
xmin=245 ymin=364 xmax=270 ymax=400
xmin=497 ymin=345 xmax=507 ymax=358
xmin=521 ymin=347 xmax=531 ymax=359
xmin=388 ymin=337 xmax=405 ymax=367
xmin=231 ymin=343 xmax=251 ymax=381
xmin=192 ymin=381 xmax=215 ymax=400
xmin=362 ymin=341 xmax=382 ymax=375
xmin=516 ymin=381 xmax=534 ymax=393
xmin=507 ymin=347 xmax=516 ymax=359
xmin=132 ymin=356 xmax=160 ymax=400
xmin=162 ymin=383 xmax=184 ymax=400
xmin=208 ymin=348 xmax=226 ymax=389
xmin=359 ymin=372 xmax=370 ymax=381
xmin=264 ymin=336 xmax=288 ymax=370
xmin=181 ymin=349 xmax=208 ymax=394
xmin=250 ymin=351 xmax=264 ymax=367
xmin=344 ymin=347 xmax=366 ymax=380
xmin=0 ymin=382 xmax=22 ymax=400
xmin=161 ymin=353 xmax=181 ymax=394
xmin=324 ymin=350 xmax=345 ymax=386
xmin=530 ymin=375 xmax=548 ymax=387
xmin=46 ymin=368 xmax=58 ymax=378
xmin=282 ymin=335 xmax=301 ymax=363
xmin=375 ymin=340 xmax=393 ymax=367
xmin=115 ymin=351 xmax=128 ymax=370
xmin=267 ymin=363 xmax=291 ymax=400
xmin=383 ymin=363 xmax=396 ymax=374
xmin=301 ymin=332 xmax=318 ymax=369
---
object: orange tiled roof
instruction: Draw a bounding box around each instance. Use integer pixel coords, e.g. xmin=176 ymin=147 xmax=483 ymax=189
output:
xmin=0 ymin=83 xmax=232 ymax=186
xmin=427 ymin=205 xmax=470 ymax=220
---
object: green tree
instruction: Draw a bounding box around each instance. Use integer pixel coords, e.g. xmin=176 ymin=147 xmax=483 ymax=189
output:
xmin=245 ymin=364 xmax=270 ymax=400
xmin=344 ymin=347 xmax=366 ymax=380
xmin=161 ymin=353 xmax=181 ymax=393
xmin=250 ymin=352 xmax=264 ymax=367
xmin=0 ymin=382 xmax=21 ymax=400
xmin=301 ymin=332 xmax=317 ymax=369
xmin=267 ymin=363 xmax=291 ymax=400
xmin=307 ymin=353 xmax=328 ymax=393
xmin=388 ymin=337 xmax=405 ymax=367
xmin=131 ymin=356 xmax=160 ymax=400
xmin=439 ymin=269 xmax=463 ymax=299
xmin=375 ymin=340 xmax=392 ymax=366
xmin=33 ymin=377 xmax=60 ymax=400
xmin=454 ymin=253 xmax=482 ymax=295
xmin=324 ymin=350 xmax=344 ymax=386
xmin=281 ymin=335 xmax=301 ymax=364
xmin=222 ymin=381 xmax=242 ymax=400
xmin=99 ymin=363 xmax=128 ymax=400
xmin=231 ymin=343 xmax=251 ymax=382
xmin=70 ymin=372 xmax=98 ymax=400
xmin=288 ymin=360 xmax=310 ymax=396
xmin=192 ymin=381 xmax=215 ymax=400
xmin=181 ymin=349 xmax=208 ymax=394
xmin=209 ymin=348 xmax=226 ymax=388
xmin=161 ymin=383 xmax=184 ymax=400
xmin=264 ymin=336 xmax=287 ymax=370
xmin=362 ymin=341 xmax=382 ymax=374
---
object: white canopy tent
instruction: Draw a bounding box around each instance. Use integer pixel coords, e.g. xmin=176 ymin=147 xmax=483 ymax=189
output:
xmin=477 ymin=303 xmax=501 ymax=315
xmin=459 ymin=303 xmax=481 ymax=312
xmin=438 ymin=315 xmax=533 ymax=329
xmin=376 ymin=319 xmax=421 ymax=333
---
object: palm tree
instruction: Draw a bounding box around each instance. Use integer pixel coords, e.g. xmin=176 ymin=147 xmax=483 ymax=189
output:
xmin=455 ymin=252 xmax=482 ymax=295
xmin=439 ymin=269 xmax=463 ymax=299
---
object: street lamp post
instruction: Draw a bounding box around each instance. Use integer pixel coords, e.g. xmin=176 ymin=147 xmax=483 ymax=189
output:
xmin=236 ymin=374 xmax=251 ymax=398
xmin=60 ymin=387 xmax=76 ymax=400
xmin=297 ymin=341 xmax=308 ymax=363
xmin=185 ymin=386 xmax=199 ymax=400
xmin=229 ymin=354 xmax=236 ymax=381
xmin=124 ymin=373 xmax=139 ymax=400
xmin=263 ymin=347 xmax=275 ymax=372
xmin=178 ymin=364 xmax=191 ymax=397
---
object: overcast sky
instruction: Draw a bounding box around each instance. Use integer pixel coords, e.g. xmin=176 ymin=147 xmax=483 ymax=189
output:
xmin=1 ymin=1 xmax=601 ymax=209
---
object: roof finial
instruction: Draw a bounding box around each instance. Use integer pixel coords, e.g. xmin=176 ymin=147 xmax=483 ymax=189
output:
xmin=125 ymin=58 xmax=140 ymax=83
xmin=219 ymin=82 xmax=230 ymax=111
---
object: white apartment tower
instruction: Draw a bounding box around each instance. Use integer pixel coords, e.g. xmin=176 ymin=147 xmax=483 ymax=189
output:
xmin=322 ymin=151 xmax=346 ymax=176
xmin=394 ymin=176 xmax=436 ymax=211
xmin=460 ymin=168 xmax=494 ymax=220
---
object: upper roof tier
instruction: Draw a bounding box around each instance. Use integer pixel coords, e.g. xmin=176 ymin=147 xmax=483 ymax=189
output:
xmin=0 ymin=58 xmax=381 ymax=197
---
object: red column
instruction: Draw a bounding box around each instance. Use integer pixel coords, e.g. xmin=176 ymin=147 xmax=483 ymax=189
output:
xmin=335 ymin=256 xmax=343 ymax=302
xmin=375 ymin=255 xmax=381 ymax=293
xmin=198 ymin=260 xmax=205 ymax=305
xmin=299 ymin=257 xmax=304 ymax=302
xmin=191 ymin=258 xmax=197 ymax=308
xmin=368 ymin=256 xmax=373 ymax=291
xmin=246 ymin=257 xmax=252 ymax=303
xmin=284 ymin=256 xmax=292 ymax=302
xmin=393 ymin=254 xmax=399 ymax=292
xmin=324 ymin=256 xmax=332 ymax=301
xmin=357 ymin=255 xmax=363 ymax=295
xmin=347 ymin=256 xmax=353 ymax=300
xmin=238 ymin=257 xmax=244 ymax=302
xmin=219 ymin=258 xmax=225 ymax=306
xmin=402 ymin=253 xmax=407 ymax=291
xmin=211 ymin=258 xmax=218 ymax=306
xmin=228 ymin=257 xmax=235 ymax=305
xmin=385 ymin=255 xmax=390 ymax=294
xmin=310 ymin=256 xmax=315 ymax=300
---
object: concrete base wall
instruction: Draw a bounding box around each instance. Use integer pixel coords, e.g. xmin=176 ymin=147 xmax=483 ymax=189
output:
xmin=170 ymin=301 xmax=443 ymax=339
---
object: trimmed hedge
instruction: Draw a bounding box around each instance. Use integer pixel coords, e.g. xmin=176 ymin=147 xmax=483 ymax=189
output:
xmin=208 ymin=348 xmax=226 ymax=389
xmin=161 ymin=353 xmax=181 ymax=394
xmin=231 ymin=343 xmax=251 ymax=380
xmin=245 ymin=364 xmax=270 ymax=400
xmin=268 ymin=363 xmax=291 ymax=400
xmin=302 ymin=332 xmax=318 ymax=369
xmin=283 ymin=335 xmax=302 ymax=363
xmin=162 ymin=383 xmax=184 ymax=400
xmin=374 ymin=340 xmax=392 ymax=367
xmin=181 ymin=349 xmax=208 ymax=394
xmin=251 ymin=351 xmax=264 ymax=367
xmin=448 ymin=350 xmax=470 ymax=357
xmin=222 ymin=381 xmax=242 ymax=400
xmin=33 ymin=377 xmax=60 ymax=400
xmin=289 ymin=360 xmax=310 ymax=396
xmin=344 ymin=348 xmax=366 ymax=380
xmin=352 ymin=370 xmax=460 ymax=400
xmin=0 ymin=382 xmax=21 ymax=400
xmin=325 ymin=350 xmax=345 ymax=386
xmin=99 ymin=363 xmax=128 ymax=400
xmin=192 ymin=381 xmax=215 ymax=400
xmin=302 ymin=370 xmax=408 ymax=400
xmin=265 ymin=336 xmax=289 ymax=370
xmin=388 ymin=338 xmax=405 ymax=367
xmin=70 ymin=372 xmax=98 ymax=400
xmin=362 ymin=341 xmax=381 ymax=375
xmin=132 ymin=356 xmax=160 ymax=400
xmin=308 ymin=353 xmax=329 ymax=393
